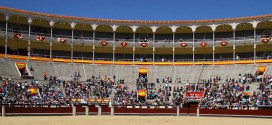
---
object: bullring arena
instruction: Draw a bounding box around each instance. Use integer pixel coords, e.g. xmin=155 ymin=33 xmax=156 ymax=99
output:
xmin=0 ymin=6 xmax=272 ymax=125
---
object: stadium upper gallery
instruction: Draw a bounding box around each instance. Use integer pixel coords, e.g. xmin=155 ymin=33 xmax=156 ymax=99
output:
xmin=0 ymin=6 xmax=272 ymax=117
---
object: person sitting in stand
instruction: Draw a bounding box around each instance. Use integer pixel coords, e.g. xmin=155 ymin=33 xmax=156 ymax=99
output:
xmin=77 ymin=70 xmax=81 ymax=77
xmin=43 ymin=72 xmax=47 ymax=80
xmin=30 ymin=66 xmax=34 ymax=71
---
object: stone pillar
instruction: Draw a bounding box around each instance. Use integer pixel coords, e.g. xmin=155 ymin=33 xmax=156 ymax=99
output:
xmin=210 ymin=24 xmax=218 ymax=66
xmin=176 ymin=106 xmax=180 ymax=116
xmin=70 ymin=22 xmax=76 ymax=63
xmin=151 ymin=26 xmax=158 ymax=66
xmin=2 ymin=105 xmax=5 ymax=117
xmin=49 ymin=20 xmax=55 ymax=62
xmin=231 ymin=23 xmax=238 ymax=65
xmin=130 ymin=25 xmax=138 ymax=66
xmin=4 ymin=15 xmax=9 ymax=59
xmin=72 ymin=106 xmax=76 ymax=116
xmin=197 ymin=107 xmax=200 ymax=117
xmin=96 ymin=105 xmax=101 ymax=116
xmin=250 ymin=21 xmax=259 ymax=64
xmin=85 ymin=106 xmax=89 ymax=116
xmin=92 ymin=24 xmax=97 ymax=65
xmin=111 ymin=107 xmax=114 ymax=116
xmin=170 ymin=26 xmax=177 ymax=66
xmin=112 ymin=25 xmax=118 ymax=66
xmin=190 ymin=25 xmax=198 ymax=66
xmin=27 ymin=18 xmax=32 ymax=61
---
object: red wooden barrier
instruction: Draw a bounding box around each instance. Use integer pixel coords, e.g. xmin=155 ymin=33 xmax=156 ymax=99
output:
xmin=114 ymin=107 xmax=177 ymax=114
xmin=200 ymin=109 xmax=272 ymax=117
xmin=75 ymin=106 xmax=99 ymax=113
xmin=180 ymin=108 xmax=197 ymax=114
xmin=101 ymin=105 xmax=110 ymax=112
xmin=1 ymin=106 xmax=272 ymax=117
xmin=5 ymin=107 xmax=72 ymax=114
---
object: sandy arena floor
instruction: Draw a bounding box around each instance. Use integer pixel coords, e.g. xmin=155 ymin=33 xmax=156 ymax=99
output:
xmin=0 ymin=116 xmax=271 ymax=125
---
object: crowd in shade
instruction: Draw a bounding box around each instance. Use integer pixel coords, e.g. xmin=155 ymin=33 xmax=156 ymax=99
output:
xmin=0 ymin=73 xmax=271 ymax=109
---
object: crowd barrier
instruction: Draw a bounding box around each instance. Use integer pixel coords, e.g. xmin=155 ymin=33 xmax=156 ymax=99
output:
xmin=1 ymin=105 xmax=272 ymax=117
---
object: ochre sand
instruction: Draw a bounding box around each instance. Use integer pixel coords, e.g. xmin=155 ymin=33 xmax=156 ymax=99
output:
xmin=0 ymin=116 xmax=271 ymax=125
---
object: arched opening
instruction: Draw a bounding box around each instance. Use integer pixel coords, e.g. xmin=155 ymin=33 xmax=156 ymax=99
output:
xmin=8 ymin=15 xmax=28 ymax=56
xmin=73 ymin=23 xmax=93 ymax=60
xmin=51 ymin=21 xmax=72 ymax=58
xmin=94 ymin=25 xmax=113 ymax=61
xmin=256 ymin=21 xmax=272 ymax=59
xmin=236 ymin=23 xmax=254 ymax=60
xmin=135 ymin=26 xmax=153 ymax=62
xmin=115 ymin=26 xmax=133 ymax=61
xmin=194 ymin=25 xmax=212 ymax=61
xmin=214 ymin=24 xmax=233 ymax=61
xmin=175 ymin=26 xmax=193 ymax=61
xmin=155 ymin=26 xmax=173 ymax=62
xmin=30 ymin=19 xmax=51 ymax=58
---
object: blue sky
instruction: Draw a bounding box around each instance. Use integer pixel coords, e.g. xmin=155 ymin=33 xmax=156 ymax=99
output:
xmin=1 ymin=0 xmax=272 ymax=20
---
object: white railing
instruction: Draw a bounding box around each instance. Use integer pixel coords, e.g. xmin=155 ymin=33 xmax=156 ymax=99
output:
xmin=0 ymin=28 xmax=266 ymax=46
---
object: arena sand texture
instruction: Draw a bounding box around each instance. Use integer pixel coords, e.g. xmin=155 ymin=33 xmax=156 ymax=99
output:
xmin=0 ymin=116 xmax=271 ymax=125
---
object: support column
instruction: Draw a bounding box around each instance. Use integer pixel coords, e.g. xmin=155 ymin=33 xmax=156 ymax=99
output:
xmin=113 ymin=32 xmax=115 ymax=65
xmin=85 ymin=106 xmax=89 ymax=116
xmin=231 ymin=23 xmax=238 ymax=65
xmin=192 ymin=32 xmax=195 ymax=66
xmin=96 ymin=105 xmax=101 ymax=116
xmin=49 ymin=21 xmax=55 ymax=62
xmin=92 ymin=24 xmax=97 ymax=65
xmin=176 ymin=106 xmax=180 ymax=116
xmin=72 ymin=106 xmax=76 ymax=116
xmin=254 ymin=27 xmax=256 ymax=64
xmin=2 ymin=105 xmax=5 ymax=117
xmin=251 ymin=21 xmax=259 ymax=64
xmin=110 ymin=106 xmax=114 ymax=116
xmin=70 ymin=22 xmax=76 ymax=63
xmin=152 ymin=46 xmax=155 ymax=66
xmin=190 ymin=25 xmax=197 ymax=66
xmin=170 ymin=26 xmax=177 ymax=66
xmin=133 ymin=46 xmax=135 ymax=65
xmin=171 ymin=26 xmax=177 ymax=83
xmin=112 ymin=25 xmax=118 ymax=65
xmin=197 ymin=107 xmax=200 ymax=117
xmin=210 ymin=24 xmax=218 ymax=66
xmin=4 ymin=15 xmax=9 ymax=59
xmin=130 ymin=25 xmax=138 ymax=66
xmin=233 ymin=30 xmax=236 ymax=64
xmin=133 ymin=32 xmax=136 ymax=66
xmin=27 ymin=18 xmax=32 ymax=61
xmin=151 ymin=26 xmax=158 ymax=66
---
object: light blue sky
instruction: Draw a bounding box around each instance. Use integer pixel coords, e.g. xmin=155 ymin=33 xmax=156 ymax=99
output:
xmin=1 ymin=0 xmax=272 ymax=20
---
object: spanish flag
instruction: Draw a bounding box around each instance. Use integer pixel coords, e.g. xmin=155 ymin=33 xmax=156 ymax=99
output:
xmin=16 ymin=62 xmax=26 ymax=70
xmin=257 ymin=66 xmax=267 ymax=74
xmin=28 ymin=87 xmax=38 ymax=95
xmin=138 ymin=89 xmax=146 ymax=97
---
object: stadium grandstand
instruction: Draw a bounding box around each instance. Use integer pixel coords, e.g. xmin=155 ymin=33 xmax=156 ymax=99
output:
xmin=0 ymin=6 xmax=272 ymax=118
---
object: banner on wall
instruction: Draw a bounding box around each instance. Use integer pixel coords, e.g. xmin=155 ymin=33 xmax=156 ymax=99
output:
xmin=185 ymin=92 xmax=203 ymax=100
xmin=16 ymin=62 xmax=26 ymax=70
